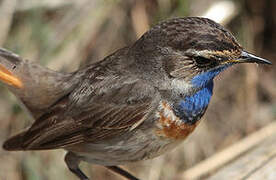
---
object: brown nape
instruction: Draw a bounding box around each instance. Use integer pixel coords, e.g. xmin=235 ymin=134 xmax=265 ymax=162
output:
xmin=0 ymin=64 xmax=23 ymax=88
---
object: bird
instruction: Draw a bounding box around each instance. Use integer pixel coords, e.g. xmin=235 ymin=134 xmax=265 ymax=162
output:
xmin=0 ymin=17 xmax=272 ymax=180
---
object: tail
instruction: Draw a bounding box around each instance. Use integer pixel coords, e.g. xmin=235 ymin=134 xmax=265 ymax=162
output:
xmin=0 ymin=48 xmax=79 ymax=118
xmin=0 ymin=48 xmax=23 ymax=88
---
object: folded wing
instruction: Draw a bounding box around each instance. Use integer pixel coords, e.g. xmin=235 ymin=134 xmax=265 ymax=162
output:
xmin=3 ymin=73 xmax=157 ymax=150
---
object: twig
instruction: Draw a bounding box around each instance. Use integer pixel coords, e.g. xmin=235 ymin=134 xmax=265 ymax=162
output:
xmin=0 ymin=0 xmax=18 ymax=46
xmin=180 ymin=122 xmax=276 ymax=179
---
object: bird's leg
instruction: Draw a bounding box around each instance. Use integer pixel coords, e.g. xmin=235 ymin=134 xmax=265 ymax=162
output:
xmin=105 ymin=166 xmax=140 ymax=180
xmin=65 ymin=152 xmax=89 ymax=180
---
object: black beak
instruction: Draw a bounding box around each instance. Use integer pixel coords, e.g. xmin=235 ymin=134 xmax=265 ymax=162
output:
xmin=237 ymin=51 xmax=272 ymax=65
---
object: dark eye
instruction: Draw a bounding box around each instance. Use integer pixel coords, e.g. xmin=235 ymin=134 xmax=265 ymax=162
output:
xmin=194 ymin=56 xmax=212 ymax=65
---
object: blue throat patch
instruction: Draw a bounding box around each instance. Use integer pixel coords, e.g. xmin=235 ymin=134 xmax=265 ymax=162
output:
xmin=174 ymin=65 xmax=229 ymax=124
xmin=174 ymin=82 xmax=213 ymax=124
xmin=191 ymin=66 xmax=228 ymax=88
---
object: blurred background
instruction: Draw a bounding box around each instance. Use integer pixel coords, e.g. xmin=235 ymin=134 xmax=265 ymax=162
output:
xmin=0 ymin=0 xmax=275 ymax=179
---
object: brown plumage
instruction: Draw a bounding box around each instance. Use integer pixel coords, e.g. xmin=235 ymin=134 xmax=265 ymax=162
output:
xmin=0 ymin=17 xmax=271 ymax=180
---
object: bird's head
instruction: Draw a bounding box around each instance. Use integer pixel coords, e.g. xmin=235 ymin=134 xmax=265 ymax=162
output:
xmin=131 ymin=17 xmax=271 ymax=90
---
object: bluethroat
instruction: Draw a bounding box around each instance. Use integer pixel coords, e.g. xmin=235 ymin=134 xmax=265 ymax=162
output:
xmin=0 ymin=17 xmax=271 ymax=180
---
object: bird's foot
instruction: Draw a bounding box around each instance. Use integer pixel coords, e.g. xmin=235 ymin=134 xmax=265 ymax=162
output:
xmin=106 ymin=166 xmax=140 ymax=180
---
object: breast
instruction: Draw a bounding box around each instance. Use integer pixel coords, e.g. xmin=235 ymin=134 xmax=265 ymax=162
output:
xmin=155 ymin=82 xmax=213 ymax=140
xmin=155 ymin=101 xmax=200 ymax=140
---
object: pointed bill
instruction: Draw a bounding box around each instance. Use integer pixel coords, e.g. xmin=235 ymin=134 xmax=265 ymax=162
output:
xmin=238 ymin=51 xmax=272 ymax=65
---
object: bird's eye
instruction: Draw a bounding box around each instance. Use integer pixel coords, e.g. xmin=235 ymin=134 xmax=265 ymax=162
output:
xmin=194 ymin=56 xmax=211 ymax=65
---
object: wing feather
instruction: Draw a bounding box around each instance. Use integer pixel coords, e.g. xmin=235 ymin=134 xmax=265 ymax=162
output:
xmin=5 ymin=77 xmax=157 ymax=150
